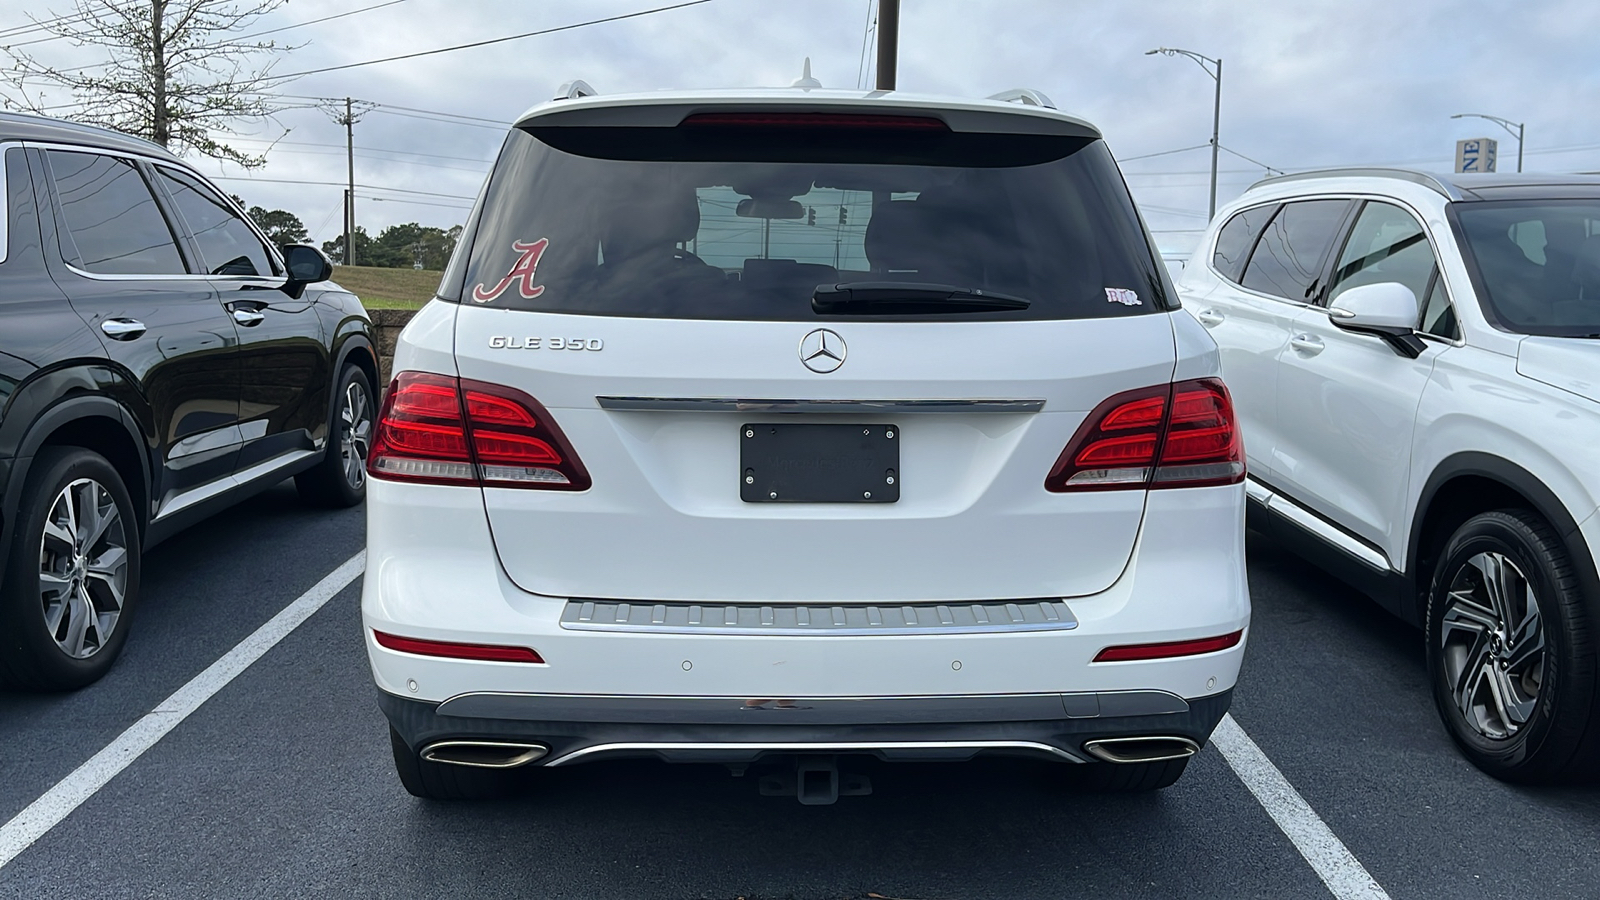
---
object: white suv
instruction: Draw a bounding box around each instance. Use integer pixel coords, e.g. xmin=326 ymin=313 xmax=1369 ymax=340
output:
xmin=1180 ymin=168 xmax=1600 ymax=782
xmin=362 ymin=83 xmax=1250 ymax=802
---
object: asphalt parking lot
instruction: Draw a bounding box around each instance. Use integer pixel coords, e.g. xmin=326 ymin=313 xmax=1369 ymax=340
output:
xmin=2 ymin=483 xmax=1599 ymax=899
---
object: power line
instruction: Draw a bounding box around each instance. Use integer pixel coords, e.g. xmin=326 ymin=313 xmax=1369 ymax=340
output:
xmin=239 ymin=0 xmax=413 ymax=40
xmin=207 ymin=174 xmax=474 ymax=200
xmin=269 ymin=0 xmax=716 ymax=80
xmin=1118 ymin=144 xmax=1212 ymax=163
xmin=364 ymin=107 xmax=506 ymax=130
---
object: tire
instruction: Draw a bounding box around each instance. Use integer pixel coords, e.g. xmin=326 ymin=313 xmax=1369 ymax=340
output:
xmin=0 ymin=447 xmax=141 ymax=691
xmin=1425 ymin=509 xmax=1599 ymax=783
xmin=1060 ymin=757 xmax=1190 ymax=793
xmin=295 ymin=365 xmax=373 ymax=508
xmin=389 ymin=727 xmax=519 ymax=801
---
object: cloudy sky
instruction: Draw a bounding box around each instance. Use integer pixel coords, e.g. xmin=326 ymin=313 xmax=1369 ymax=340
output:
xmin=5 ymin=0 xmax=1598 ymax=257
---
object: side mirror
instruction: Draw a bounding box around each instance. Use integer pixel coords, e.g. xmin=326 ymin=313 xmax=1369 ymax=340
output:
xmin=1327 ymin=282 xmax=1426 ymax=358
xmin=281 ymin=244 xmax=333 ymax=299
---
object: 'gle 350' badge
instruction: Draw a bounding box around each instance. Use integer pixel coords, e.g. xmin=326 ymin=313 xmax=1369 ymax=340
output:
xmin=488 ymin=336 xmax=603 ymax=351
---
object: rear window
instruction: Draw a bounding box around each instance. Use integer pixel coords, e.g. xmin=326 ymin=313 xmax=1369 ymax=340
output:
xmin=451 ymin=120 xmax=1169 ymax=321
xmin=1454 ymin=199 xmax=1600 ymax=335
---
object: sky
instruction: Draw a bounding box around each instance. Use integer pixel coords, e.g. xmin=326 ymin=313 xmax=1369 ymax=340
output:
xmin=4 ymin=0 xmax=1598 ymax=258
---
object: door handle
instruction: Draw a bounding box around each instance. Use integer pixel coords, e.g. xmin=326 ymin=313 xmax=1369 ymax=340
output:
xmin=100 ymin=318 xmax=146 ymax=341
xmin=1194 ymin=308 xmax=1225 ymax=327
xmin=1289 ymin=334 xmax=1325 ymax=356
xmin=232 ymin=308 xmax=266 ymax=327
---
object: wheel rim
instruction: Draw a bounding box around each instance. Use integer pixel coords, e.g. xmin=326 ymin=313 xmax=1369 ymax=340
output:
xmin=1439 ymin=551 xmax=1547 ymax=740
xmin=339 ymin=379 xmax=372 ymax=490
xmin=37 ymin=477 xmax=129 ymax=660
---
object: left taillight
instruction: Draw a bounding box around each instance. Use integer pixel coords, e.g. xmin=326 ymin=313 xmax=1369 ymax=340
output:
xmin=1045 ymin=377 xmax=1244 ymax=492
xmin=368 ymin=371 xmax=592 ymax=490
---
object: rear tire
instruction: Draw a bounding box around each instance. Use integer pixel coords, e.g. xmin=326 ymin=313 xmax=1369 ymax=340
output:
xmin=0 ymin=447 xmax=141 ymax=691
xmin=295 ymin=365 xmax=373 ymax=508
xmin=389 ymin=727 xmax=519 ymax=800
xmin=1061 ymin=757 xmax=1190 ymax=792
xmin=1425 ymin=509 xmax=1599 ymax=783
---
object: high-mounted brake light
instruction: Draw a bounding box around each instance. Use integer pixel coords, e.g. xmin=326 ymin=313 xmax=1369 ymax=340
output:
xmin=373 ymin=630 xmax=545 ymax=664
xmin=1045 ymin=378 xmax=1244 ymax=492
xmin=1092 ymin=630 xmax=1244 ymax=663
xmin=681 ymin=112 xmax=948 ymax=131
xmin=368 ymin=371 xmax=592 ymax=490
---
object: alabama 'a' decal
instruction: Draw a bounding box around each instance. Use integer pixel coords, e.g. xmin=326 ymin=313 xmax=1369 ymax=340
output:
xmin=472 ymin=238 xmax=550 ymax=303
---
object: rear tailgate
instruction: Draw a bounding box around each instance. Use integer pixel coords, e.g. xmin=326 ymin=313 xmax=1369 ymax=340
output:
xmin=454 ymin=306 xmax=1174 ymax=602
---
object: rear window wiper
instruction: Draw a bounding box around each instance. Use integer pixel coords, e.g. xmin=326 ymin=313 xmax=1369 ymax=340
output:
xmin=812 ymin=282 xmax=1032 ymax=315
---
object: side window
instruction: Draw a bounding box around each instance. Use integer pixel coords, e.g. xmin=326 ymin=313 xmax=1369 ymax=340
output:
xmin=156 ymin=167 xmax=277 ymax=277
xmin=1327 ymin=201 xmax=1436 ymax=308
xmin=1239 ymin=199 xmax=1350 ymax=302
xmin=1420 ymin=275 xmax=1459 ymax=340
xmin=47 ymin=150 xmax=186 ymax=276
xmin=1211 ymin=204 xmax=1276 ymax=281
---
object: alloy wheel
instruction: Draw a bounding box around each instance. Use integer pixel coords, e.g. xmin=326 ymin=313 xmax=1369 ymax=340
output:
xmin=340 ymin=380 xmax=373 ymax=490
xmin=37 ymin=477 xmax=129 ymax=659
xmin=1439 ymin=551 xmax=1547 ymax=740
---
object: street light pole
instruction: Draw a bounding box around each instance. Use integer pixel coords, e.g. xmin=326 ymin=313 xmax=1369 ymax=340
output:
xmin=1451 ymin=112 xmax=1525 ymax=173
xmin=1148 ymin=47 xmax=1223 ymax=219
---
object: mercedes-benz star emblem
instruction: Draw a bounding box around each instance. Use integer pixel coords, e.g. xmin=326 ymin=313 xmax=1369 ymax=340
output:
xmin=798 ymin=328 xmax=847 ymax=374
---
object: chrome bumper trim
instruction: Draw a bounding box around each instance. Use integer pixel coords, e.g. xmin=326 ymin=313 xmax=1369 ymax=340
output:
xmin=595 ymin=396 xmax=1046 ymax=414
xmin=542 ymin=739 xmax=1084 ymax=767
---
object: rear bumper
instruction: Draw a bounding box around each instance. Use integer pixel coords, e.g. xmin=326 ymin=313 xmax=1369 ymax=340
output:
xmin=380 ymin=687 xmax=1234 ymax=766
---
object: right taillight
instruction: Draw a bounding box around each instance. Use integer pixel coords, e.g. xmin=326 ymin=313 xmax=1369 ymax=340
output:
xmin=1045 ymin=378 xmax=1244 ymax=492
xmin=368 ymin=371 xmax=591 ymax=490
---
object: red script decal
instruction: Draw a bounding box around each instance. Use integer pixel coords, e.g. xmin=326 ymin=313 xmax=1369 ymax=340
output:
xmin=472 ymin=238 xmax=550 ymax=303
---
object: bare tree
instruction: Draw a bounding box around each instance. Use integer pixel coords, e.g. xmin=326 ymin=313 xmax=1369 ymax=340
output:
xmin=3 ymin=0 xmax=297 ymax=167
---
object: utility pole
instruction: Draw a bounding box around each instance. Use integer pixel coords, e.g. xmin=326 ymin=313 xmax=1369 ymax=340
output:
xmin=344 ymin=97 xmax=355 ymax=266
xmin=875 ymin=0 xmax=899 ymax=91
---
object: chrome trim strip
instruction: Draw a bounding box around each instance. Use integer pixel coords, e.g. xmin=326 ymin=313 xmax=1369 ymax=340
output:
xmin=1248 ymin=476 xmax=1393 ymax=571
xmin=595 ymin=396 xmax=1046 ymax=414
xmin=0 ymin=140 xmax=11 ymax=265
xmin=543 ymin=740 xmax=1085 ymax=767
xmin=154 ymin=448 xmax=317 ymax=520
xmin=559 ymin=599 xmax=1078 ymax=635
xmin=1243 ymin=476 xmax=1272 ymax=505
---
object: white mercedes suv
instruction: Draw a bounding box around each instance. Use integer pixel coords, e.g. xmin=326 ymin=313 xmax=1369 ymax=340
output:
xmin=1180 ymin=168 xmax=1600 ymax=782
xmin=362 ymin=83 xmax=1250 ymax=802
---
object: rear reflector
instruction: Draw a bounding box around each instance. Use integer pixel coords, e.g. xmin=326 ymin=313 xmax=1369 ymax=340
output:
xmin=368 ymin=371 xmax=592 ymax=490
xmin=373 ymin=630 xmax=545 ymax=664
xmin=1045 ymin=378 xmax=1244 ymax=492
xmin=1092 ymin=630 xmax=1244 ymax=662
xmin=681 ymin=112 xmax=948 ymax=131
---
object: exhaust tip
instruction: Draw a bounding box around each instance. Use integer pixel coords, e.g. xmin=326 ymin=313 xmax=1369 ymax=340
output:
xmin=1082 ymin=736 xmax=1199 ymax=764
xmin=421 ymin=740 xmax=549 ymax=769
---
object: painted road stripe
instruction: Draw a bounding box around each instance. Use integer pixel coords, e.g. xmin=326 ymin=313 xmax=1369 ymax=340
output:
xmin=1212 ymin=713 xmax=1392 ymax=900
xmin=0 ymin=551 xmax=366 ymax=871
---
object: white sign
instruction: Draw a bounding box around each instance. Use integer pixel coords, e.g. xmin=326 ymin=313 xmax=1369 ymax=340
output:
xmin=1456 ymin=137 xmax=1498 ymax=173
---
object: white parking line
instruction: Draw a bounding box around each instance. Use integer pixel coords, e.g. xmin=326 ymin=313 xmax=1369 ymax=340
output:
xmin=0 ymin=551 xmax=366 ymax=872
xmin=1212 ymin=714 xmax=1392 ymax=900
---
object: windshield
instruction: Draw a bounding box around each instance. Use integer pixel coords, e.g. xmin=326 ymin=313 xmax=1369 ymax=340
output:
xmin=1454 ymin=199 xmax=1600 ymax=335
xmin=449 ymin=124 xmax=1169 ymax=321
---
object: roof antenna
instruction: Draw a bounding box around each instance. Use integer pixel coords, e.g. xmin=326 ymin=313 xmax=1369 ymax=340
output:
xmin=791 ymin=57 xmax=822 ymax=90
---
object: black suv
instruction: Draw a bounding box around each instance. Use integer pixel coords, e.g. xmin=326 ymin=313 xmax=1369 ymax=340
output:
xmin=0 ymin=112 xmax=377 ymax=690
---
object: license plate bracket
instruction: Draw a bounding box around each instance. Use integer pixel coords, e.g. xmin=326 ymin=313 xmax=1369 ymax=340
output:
xmin=740 ymin=423 xmax=900 ymax=503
